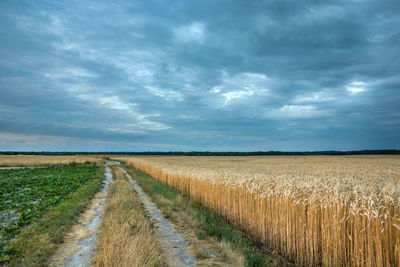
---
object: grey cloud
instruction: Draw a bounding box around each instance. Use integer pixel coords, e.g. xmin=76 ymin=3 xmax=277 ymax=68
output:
xmin=0 ymin=0 xmax=399 ymax=151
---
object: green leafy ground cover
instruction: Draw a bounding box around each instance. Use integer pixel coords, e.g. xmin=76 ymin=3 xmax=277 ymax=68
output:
xmin=0 ymin=165 xmax=98 ymax=262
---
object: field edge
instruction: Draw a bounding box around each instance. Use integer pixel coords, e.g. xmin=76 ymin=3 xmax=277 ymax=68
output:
xmin=3 ymin=165 xmax=104 ymax=267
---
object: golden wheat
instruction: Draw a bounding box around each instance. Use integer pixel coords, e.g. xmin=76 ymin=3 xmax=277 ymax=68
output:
xmin=112 ymin=155 xmax=400 ymax=266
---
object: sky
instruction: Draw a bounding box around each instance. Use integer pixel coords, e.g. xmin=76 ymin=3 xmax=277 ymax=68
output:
xmin=0 ymin=0 xmax=399 ymax=152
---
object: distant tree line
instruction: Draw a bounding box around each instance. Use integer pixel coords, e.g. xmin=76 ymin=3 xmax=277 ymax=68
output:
xmin=1 ymin=150 xmax=399 ymax=156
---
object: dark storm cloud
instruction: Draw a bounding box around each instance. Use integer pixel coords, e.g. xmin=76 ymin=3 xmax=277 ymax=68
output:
xmin=0 ymin=0 xmax=399 ymax=151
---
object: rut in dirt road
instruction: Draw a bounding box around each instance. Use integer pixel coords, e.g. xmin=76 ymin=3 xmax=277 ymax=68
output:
xmin=49 ymin=161 xmax=117 ymax=267
xmin=118 ymin=167 xmax=196 ymax=267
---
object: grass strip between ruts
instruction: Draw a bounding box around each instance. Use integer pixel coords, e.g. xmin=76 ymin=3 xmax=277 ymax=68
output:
xmin=92 ymin=167 xmax=165 ymax=266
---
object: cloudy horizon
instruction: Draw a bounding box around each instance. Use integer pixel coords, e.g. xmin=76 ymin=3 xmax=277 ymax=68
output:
xmin=1 ymin=0 xmax=399 ymax=151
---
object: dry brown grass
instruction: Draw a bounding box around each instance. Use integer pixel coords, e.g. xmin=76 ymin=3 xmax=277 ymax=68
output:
xmin=92 ymin=168 xmax=165 ymax=267
xmin=0 ymin=155 xmax=102 ymax=166
xmin=113 ymin=155 xmax=400 ymax=266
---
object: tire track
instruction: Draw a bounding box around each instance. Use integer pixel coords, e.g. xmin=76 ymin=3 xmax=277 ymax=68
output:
xmin=49 ymin=161 xmax=117 ymax=267
xmin=119 ymin=167 xmax=196 ymax=267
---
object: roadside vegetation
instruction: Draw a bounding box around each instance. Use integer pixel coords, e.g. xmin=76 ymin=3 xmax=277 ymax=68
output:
xmin=93 ymin=167 xmax=164 ymax=267
xmin=0 ymin=164 xmax=103 ymax=266
xmin=123 ymin=163 xmax=287 ymax=267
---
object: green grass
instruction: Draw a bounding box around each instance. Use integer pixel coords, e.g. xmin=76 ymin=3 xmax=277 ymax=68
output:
xmin=0 ymin=165 xmax=104 ymax=266
xmin=131 ymin=169 xmax=179 ymax=200
xmin=196 ymin=208 xmax=268 ymax=267
xmin=124 ymin=163 xmax=269 ymax=267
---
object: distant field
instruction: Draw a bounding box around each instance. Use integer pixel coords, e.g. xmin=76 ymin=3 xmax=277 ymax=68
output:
xmin=114 ymin=155 xmax=400 ymax=266
xmin=0 ymin=155 xmax=102 ymax=167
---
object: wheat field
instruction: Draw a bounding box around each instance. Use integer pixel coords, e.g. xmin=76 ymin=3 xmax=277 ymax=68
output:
xmin=0 ymin=155 xmax=103 ymax=166
xmin=113 ymin=155 xmax=400 ymax=266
